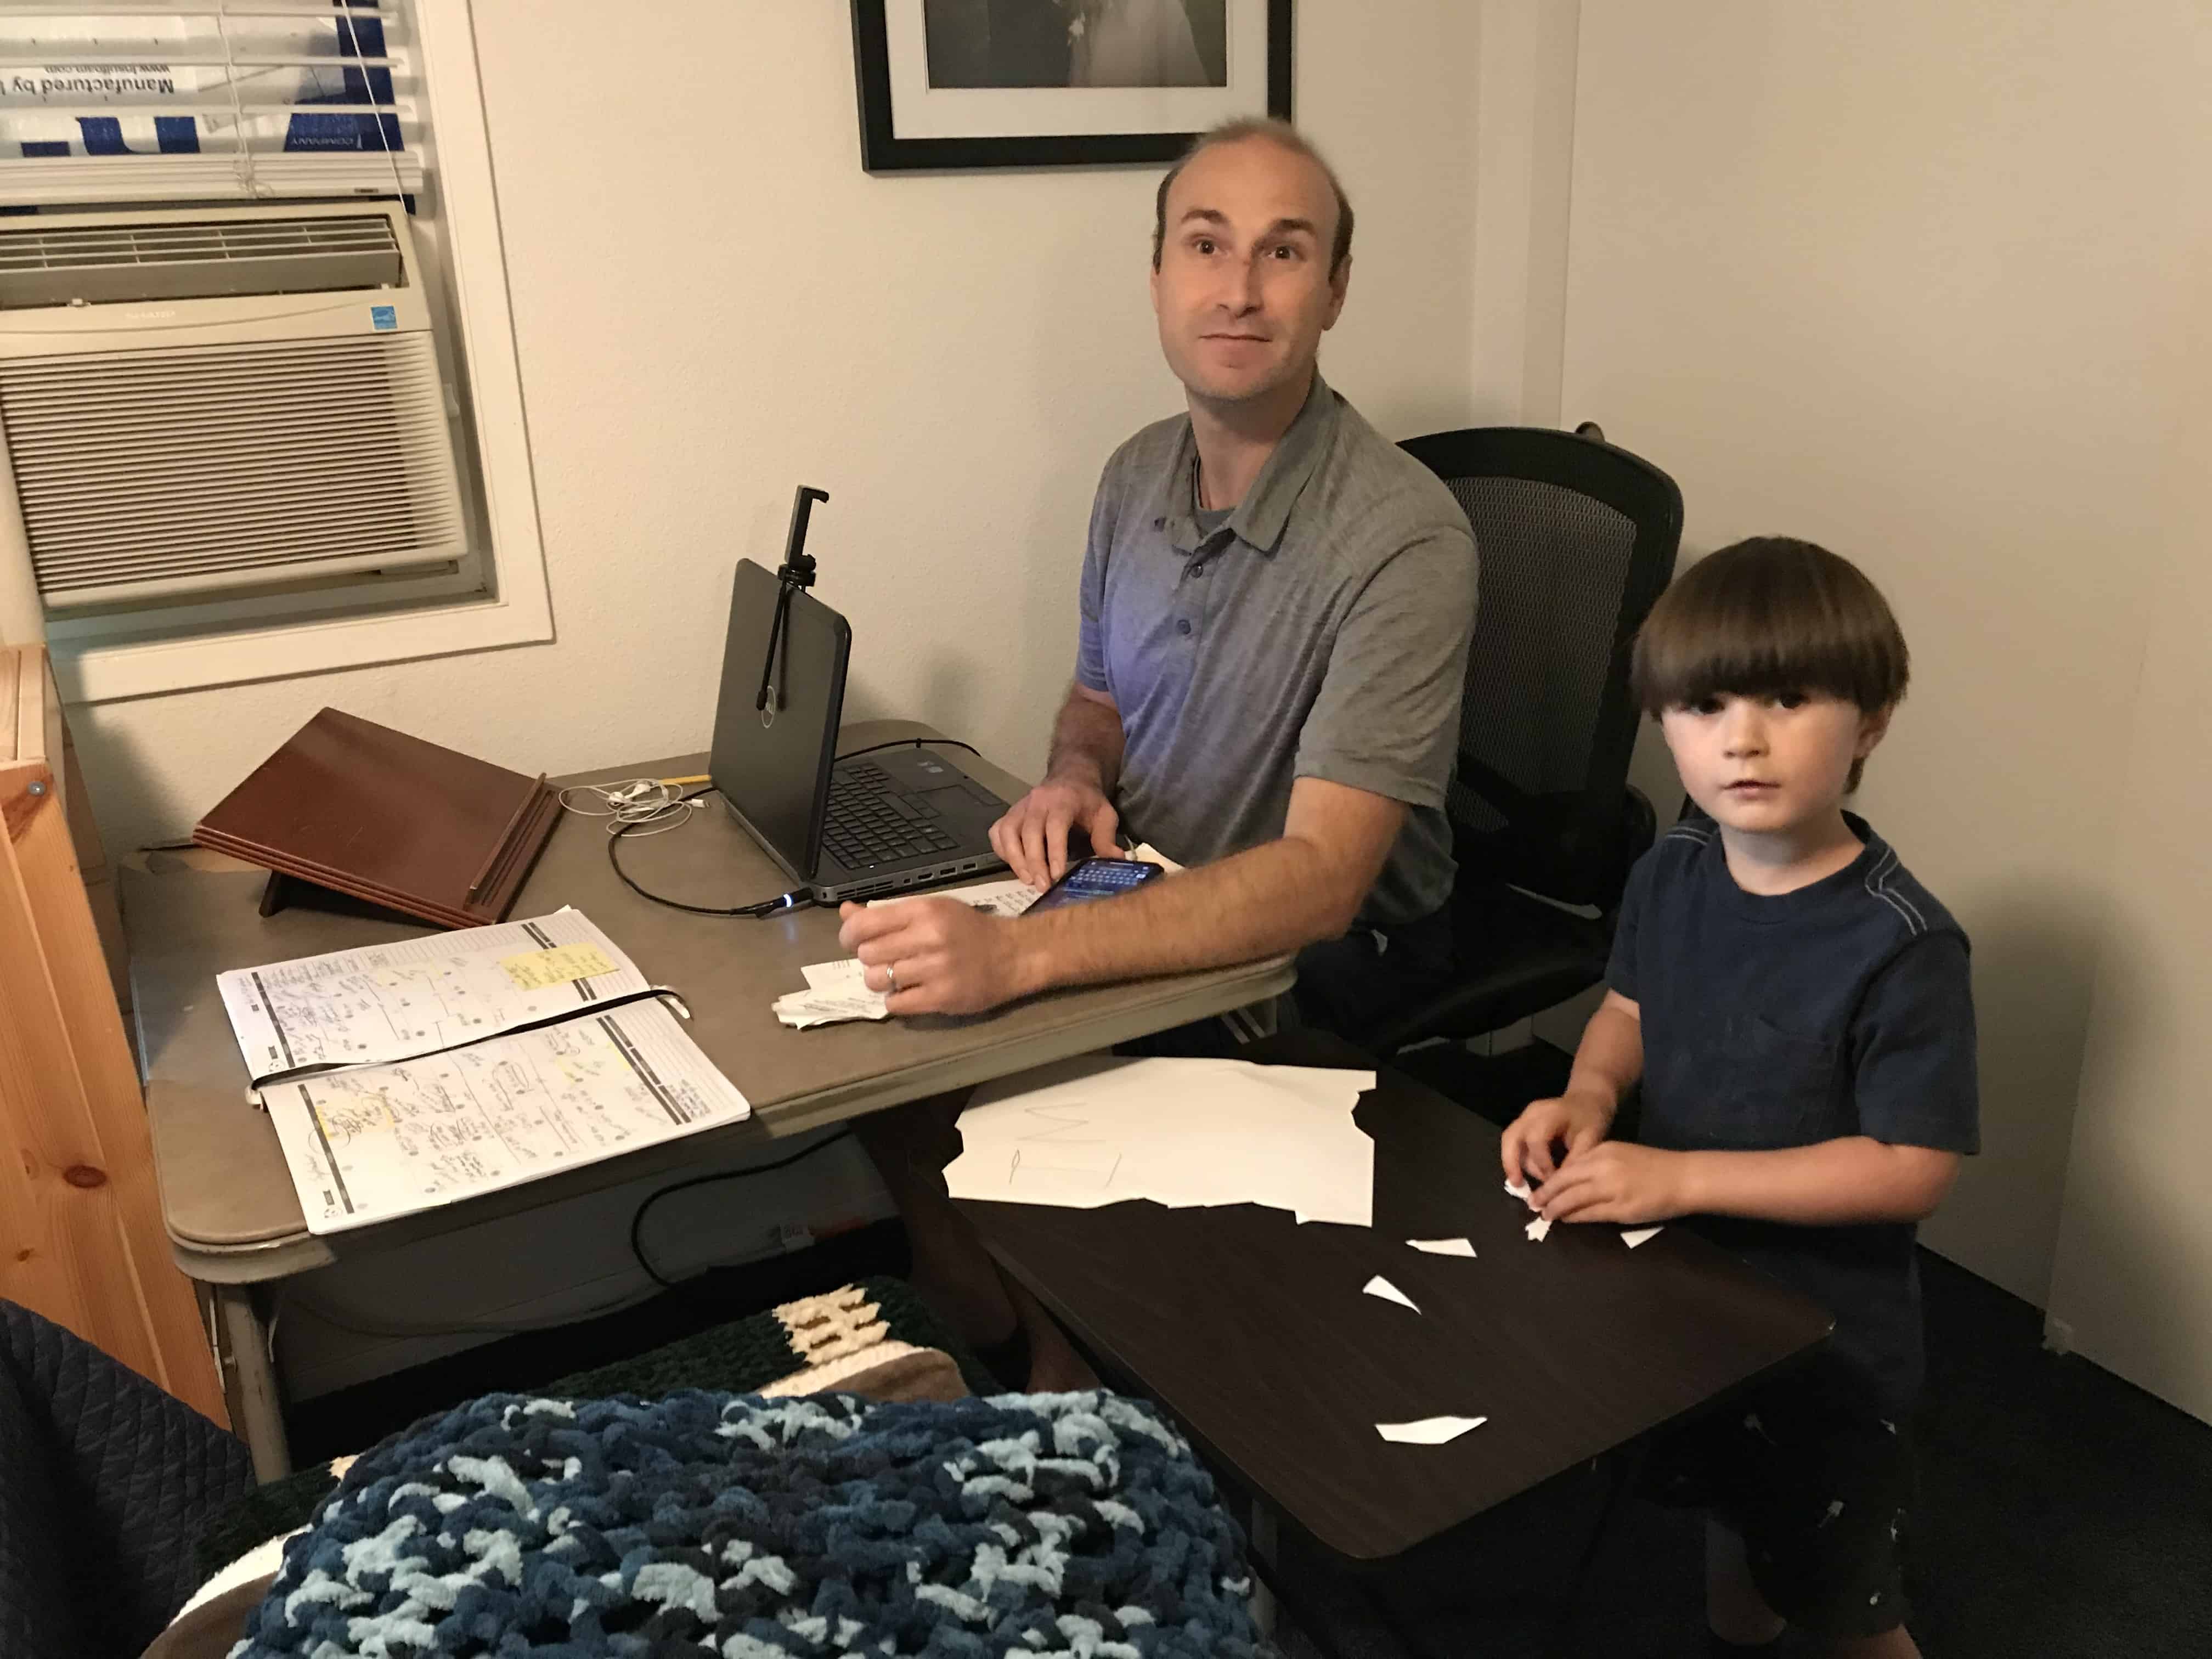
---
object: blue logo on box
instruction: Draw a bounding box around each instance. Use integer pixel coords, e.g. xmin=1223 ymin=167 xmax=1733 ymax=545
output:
xmin=370 ymin=304 xmax=397 ymax=331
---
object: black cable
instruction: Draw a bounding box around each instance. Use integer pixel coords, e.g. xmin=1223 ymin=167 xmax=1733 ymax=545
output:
xmin=605 ymin=787 xmax=815 ymax=917
xmin=605 ymin=740 xmax=986 ymax=918
xmin=629 ymin=1129 xmax=858 ymax=1288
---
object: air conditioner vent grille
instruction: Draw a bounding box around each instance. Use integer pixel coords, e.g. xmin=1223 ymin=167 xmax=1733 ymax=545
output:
xmin=1 ymin=331 xmax=466 ymax=607
xmin=0 ymin=215 xmax=402 ymax=308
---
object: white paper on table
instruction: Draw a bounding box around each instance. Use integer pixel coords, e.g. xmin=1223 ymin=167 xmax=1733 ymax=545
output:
xmin=1408 ymin=1237 xmax=1477 ymax=1257
xmin=260 ymin=999 xmax=751 ymax=1235
xmin=1525 ymin=1214 xmax=1554 ymax=1243
xmin=884 ymin=876 xmax=1044 ymax=920
xmin=1376 ymin=1416 xmax=1487 ymax=1445
xmin=218 ymin=908 xmax=656 ymax=1086
xmin=800 ymin=958 xmax=870 ymax=993
xmin=1362 ymin=1274 xmax=1420 ymax=1312
xmin=1623 ymin=1226 xmax=1663 ymax=1248
xmin=944 ymin=1054 xmax=1376 ymax=1226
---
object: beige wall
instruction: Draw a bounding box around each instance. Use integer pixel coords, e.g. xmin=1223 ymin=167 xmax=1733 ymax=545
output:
xmin=1559 ymin=0 xmax=2212 ymax=1316
xmin=2045 ymin=283 xmax=2212 ymax=1418
xmin=73 ymin=0 xmax=1480 ymax=853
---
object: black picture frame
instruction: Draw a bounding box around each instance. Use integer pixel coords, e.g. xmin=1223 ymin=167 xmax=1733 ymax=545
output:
xmin=853 ymin=0 xmax=1293 ymax=173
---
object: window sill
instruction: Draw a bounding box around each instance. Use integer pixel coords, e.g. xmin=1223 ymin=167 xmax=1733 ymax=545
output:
xmin=52 ymin=582 xmax=552 ymax=704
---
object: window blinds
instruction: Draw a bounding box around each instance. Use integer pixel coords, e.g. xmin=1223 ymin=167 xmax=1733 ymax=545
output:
xmin=0 ymin=2 xmax=425 ymax=206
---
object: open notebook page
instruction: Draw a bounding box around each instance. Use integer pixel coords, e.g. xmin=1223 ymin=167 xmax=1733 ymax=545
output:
xmin=261 ymin=998 xmax=750 ymax=1234
xmin=217 ymin=907 xmax=658 ymax=1085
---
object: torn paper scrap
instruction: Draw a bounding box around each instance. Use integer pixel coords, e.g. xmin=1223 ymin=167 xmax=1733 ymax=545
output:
xmin=1362 ymin=1275 xmax=1420 ymax=1313
xmin=1376 ymin=1416 xmax=1487 ymax=1445
xmin=1407 ymin=1238 xmax=1476 ymax=1257
xmin=1504 ymin=1178 xmax=1533 ymax=1203
xmin=1622 ymin=1226 xmax=1663 ymax=1249
xmin=772 ymin=987 xmax=889 ymax=1029
xmin=1525 ymin=1214 xmax=1553 ymax=1243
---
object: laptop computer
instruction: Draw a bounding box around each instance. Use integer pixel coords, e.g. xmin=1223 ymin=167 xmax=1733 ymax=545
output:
xmin=708 ymin=558 xmax=1012 ymax=904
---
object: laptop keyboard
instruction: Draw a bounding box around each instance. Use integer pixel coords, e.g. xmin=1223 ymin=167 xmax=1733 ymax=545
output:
xmin=822 ymin=763 xmax=964 ymax=871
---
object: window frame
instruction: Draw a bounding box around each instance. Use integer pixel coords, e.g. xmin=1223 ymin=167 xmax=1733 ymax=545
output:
xmin=46 ymin=0 xmax=551 ymax=705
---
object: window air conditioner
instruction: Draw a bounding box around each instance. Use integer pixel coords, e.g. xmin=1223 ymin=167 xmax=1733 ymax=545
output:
xmin=0 ymin=201 xmax=467 ymax=612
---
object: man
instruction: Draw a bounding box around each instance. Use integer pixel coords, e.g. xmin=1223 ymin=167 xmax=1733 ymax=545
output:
xmin=843 ymin=119 xmax=1477 ymax=1388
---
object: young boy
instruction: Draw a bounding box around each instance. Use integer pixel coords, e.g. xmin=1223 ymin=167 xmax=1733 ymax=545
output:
xmin=1500 ymin=538 xmax=1978 ymax=1658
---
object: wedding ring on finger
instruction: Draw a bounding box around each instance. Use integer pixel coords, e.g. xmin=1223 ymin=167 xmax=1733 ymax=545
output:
xmin=885 ymin=964 xmax=899 ymax=995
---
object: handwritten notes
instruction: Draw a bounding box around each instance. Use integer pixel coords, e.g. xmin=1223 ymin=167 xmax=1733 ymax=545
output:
xmin=261 ymin=1000 xmax=750 ymax=1234
xmin=218 ymin=909 xmax=651 ymax=1084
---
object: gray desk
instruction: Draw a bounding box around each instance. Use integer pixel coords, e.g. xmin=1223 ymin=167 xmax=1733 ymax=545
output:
xmin=131 ymin=723 xmax=1293 ymax=1477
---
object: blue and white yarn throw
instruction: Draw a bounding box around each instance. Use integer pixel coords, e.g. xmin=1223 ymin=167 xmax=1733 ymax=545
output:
xmin=230 ymin=1389 xmax=1263 ymax=1657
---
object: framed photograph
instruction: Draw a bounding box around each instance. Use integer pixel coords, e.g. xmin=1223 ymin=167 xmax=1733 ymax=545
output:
xmin=853 ymin=0 xmax=1291 ymax=172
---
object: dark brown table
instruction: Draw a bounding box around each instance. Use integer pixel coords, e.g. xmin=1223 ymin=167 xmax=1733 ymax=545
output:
xmin=960 ymin=1030 xmax=1833 ymax=1566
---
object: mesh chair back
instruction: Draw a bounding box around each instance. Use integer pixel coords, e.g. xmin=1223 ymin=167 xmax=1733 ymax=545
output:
xmin=1400 ymin=427 xmax=1682 ymax=909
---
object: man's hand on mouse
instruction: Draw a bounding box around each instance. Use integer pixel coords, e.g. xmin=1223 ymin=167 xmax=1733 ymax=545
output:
xmin=839 ymin=896 xmax=1038 ymax=1016
xmin=989 ymin=776 xmax=1125 ymax=889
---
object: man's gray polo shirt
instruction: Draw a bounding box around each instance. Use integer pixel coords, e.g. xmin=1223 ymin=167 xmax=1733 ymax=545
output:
xmin=1075 ymin=374 xmax=1478 ymax=928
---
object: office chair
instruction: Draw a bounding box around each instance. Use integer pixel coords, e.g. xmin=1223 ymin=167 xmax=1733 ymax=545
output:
xmin=1368 ymin=422 xmax=1683 ymax=1054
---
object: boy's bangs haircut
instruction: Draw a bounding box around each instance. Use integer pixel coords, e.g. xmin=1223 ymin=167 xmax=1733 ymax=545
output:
xmin=1631 ymin=537 xmax=1910 ymax=718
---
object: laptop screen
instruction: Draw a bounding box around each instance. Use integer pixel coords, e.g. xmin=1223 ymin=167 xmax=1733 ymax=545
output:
xmin=707 ymin=558 xmax=851 ymax=884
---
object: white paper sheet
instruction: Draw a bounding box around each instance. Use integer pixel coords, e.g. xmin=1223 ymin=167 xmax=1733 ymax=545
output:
xmin=218 ymin=909 xmax=653 ymax=1084
xmin=1504 ymin=1177 xmax=1533 ymax=1203
xmin=943 ymin=1055 xmax=1376 ymax=1226
xmin=1407 ymin=1238 xmax=1477 ymax=1257
xmin=1622 ymin=1226 xmax=1663 ymax=1248
xmin=1375 ymin=1416 xmax=1487 ymax=1445
xmin=261 ymin=999 xmax=751 ymax=1234
xmin=1525 ymin=1214 xmax=1554 ymax=1243
xmin=1363 ymin=1274 xmax=1420 ymax=1312
xmin=901 ymin=876 xmax=1045 ymax=920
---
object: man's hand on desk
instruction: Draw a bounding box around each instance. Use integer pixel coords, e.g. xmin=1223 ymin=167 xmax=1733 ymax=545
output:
xmin=839 ymin=898 xmax=1039 ymax=1017
xmin=989 ymin=776 xmax=1125 ymax=889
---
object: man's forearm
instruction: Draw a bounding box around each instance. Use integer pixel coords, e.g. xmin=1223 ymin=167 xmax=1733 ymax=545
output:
xmin=1678 ymin=1138 xmax=1960 ymax=1225
xmin=1046 ymin=691 xmax=1125 ymax=796
xmin=1009 ymin=834 xmax=1350 ymax=994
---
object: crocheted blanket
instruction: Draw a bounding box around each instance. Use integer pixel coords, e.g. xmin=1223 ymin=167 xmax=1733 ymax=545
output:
xmin=232 ymin=1388 xmax=1262 ymax=1657
xmin=199 ymin=1278 xmax=986 ymax=1578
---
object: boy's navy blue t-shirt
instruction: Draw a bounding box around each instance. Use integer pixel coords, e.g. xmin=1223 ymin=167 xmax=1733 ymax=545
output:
xmin=1606 ymin=812 xmax=1979 ymax=1413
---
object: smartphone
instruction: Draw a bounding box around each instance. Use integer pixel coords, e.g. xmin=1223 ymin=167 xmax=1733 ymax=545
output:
xmin=1026 ymin=854 xmax=1164 ymax=913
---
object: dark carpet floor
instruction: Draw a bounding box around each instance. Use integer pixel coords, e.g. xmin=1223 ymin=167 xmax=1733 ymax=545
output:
xmin=285 ymin=1040 xmax=2212 ymax=1659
